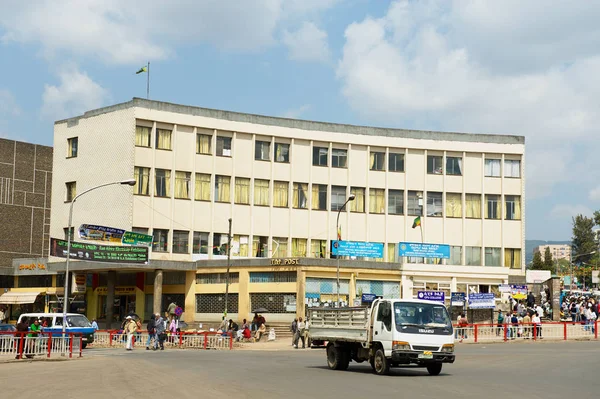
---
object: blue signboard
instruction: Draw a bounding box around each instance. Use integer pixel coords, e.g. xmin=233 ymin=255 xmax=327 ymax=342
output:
xmin=468 ymin=293 xmax=496 ymax=309
xmin=451 ymin=292 xmax=466 ymax=306
xmin=417 ymin=291 xmax=445 ymax=303
xmin=361 ymin=293 xmax=377 ymax=303
xmin=331 ymin=241 xmax=384 ymax=258
xmin=398 ymin=242 xmax=450 ymax=259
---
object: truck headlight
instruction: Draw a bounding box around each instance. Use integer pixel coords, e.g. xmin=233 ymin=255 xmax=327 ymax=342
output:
xmin=441 ymin=344 xmax=454 ymax=353
xmin=392 ymin=341 xmax=410 ymax=351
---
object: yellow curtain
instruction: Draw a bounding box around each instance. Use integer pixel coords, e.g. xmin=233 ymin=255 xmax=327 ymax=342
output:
xmin=311 ymin=240 xmax=323 ymax=257
xmin=195 ymin=174 xmax=210 ymax=201
xmin=504 ymin=249 xmax=521 ymax=268
xmin=216 ymin=176 xmax=230 ymax=202
xmin=272 ymin=238 xmax=288 ymax=257
xmin=254 ymin=180 xmax=269 ymax=206
xmin=233 ymin=235 xmax=249 ymax=257
xmin=252 ymin=238 xmax=258 ymax=257
xmin=196 ymin=134 xmax=211 ymax=154
xmin=134 ymin=167 xmax=149 ymax=195
xmin=135 ymin=126 xmax=150 ymax=147
xmin=351 ymin=188 xmax=365 ymax=212
xmin=293 ymin=183 xmax=308 ymax=208
xmin=311 ymin=184 xmax=320 ymax=210
xmin=387 ymin=243 xmax=395 ymax=262
xmin=175 ymin=171 xmax=189 ymax=199
xmin=292 ymin=239 xmax=307 ymax=256
xmin=446 ymin=193 xmax=462 ymax=218
xmin=369 ymin=153 xmax=375 ymax=169
xmin=485 ymin=195 xmax=500 ymax=219
xmin=369 ymin=189 xmax=384 ymax=213
xmin=235 ymin=178 xmax=250 ymax=204
xmin=465 ymin=194 xmax=481 ymax=218
xmin=513 ymin=196 xmax=521 ymax=220
xmin=156 ymin=129 xmax=172 ymax=150
xmin=273 ymin=181 xmax=289 ymax=207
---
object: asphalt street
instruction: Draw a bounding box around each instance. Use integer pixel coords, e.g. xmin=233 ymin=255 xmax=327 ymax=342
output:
xmin=1 ymin=341 xmax=598 ymax=399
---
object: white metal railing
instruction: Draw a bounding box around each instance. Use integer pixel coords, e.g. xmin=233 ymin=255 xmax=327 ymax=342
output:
xmin=0 ymin=332 xmax=82 ymax=359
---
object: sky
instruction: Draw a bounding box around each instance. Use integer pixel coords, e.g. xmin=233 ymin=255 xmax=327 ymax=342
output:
xmin=1 ymin=0 xmax=599 ymax=241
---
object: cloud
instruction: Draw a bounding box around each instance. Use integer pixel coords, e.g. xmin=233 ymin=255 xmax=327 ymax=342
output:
xmin=0 ymin=0 xmax=340 ymax=65
xmin=283 ymin=22 xmax=331 ymax=63
xmin=41 ymin=66 xmax=110 ymax=120
xmin=550 ymin=204 xmax=593 ymax=220
xmin=590 ymin=186 xmax=600 ymax=202
xmin=282 ymin=104 xmax=312 ymax=119
xmin=0 ymin=89 xmax=21 ymax=116
xmin=336 ymin=0 xmax=600 ymax=200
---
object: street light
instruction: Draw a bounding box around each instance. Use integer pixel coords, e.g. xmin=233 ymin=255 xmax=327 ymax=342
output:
xmin=336 ymin=193 xmax=356 ymax=307
xmin=570 ymin=250 xmax=597 ymax=290
xmin=62 ymin=178 xmax=136 ymax=334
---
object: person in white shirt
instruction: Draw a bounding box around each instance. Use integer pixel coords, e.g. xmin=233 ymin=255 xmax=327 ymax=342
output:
xmin=294 ymin=317 xmax=306 ymax=349
xmin=535 ymin=305 xmax=544 ymax=318
xmin=531 ymin=313 xmax=542 ymax=339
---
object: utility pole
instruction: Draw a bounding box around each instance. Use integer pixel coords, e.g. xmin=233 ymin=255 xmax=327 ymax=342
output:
xmin=224 ymin=218 xmax=232 ymax=317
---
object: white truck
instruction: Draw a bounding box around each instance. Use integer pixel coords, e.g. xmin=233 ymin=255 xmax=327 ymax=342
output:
xmin=308 ymin=298 xmax=455 ymax=376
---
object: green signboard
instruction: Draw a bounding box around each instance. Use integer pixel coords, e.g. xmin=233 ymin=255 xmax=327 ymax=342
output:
xmin=122 ymin=231 xmax=153 ymax=246
xmin=50 ymin=238 xmax=148 ymax=264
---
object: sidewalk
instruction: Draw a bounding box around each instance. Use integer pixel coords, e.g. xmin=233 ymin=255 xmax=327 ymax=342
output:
xmin=236 ymin=338 xmax=313 ymax=351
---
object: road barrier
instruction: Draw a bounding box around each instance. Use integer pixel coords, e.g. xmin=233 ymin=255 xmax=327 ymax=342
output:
xmin=454 ymin=321 xmax=598 ymax=343
xmin=90 ymin=330 xmax=233 ymax=350
xmin=0 ymin=332 xmax=83 ymax=359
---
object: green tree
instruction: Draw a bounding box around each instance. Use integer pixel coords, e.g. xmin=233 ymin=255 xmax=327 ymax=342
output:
xmin=557 ymin=258 xmax=571 ymax=275
xmin=543 ymin=246 xmax=554 ymax=271
xmin=572 ymin=214 xmax=597 ymax=265
xmin=530 ymin=251 xmax=544 ymax=270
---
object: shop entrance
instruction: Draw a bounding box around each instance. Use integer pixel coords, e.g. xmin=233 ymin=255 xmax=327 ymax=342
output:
xmin=98 ymin=295 xmax=136 ymax=323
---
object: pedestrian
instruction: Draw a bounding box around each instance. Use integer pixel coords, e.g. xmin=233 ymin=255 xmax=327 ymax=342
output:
xmin=522 ymin=312 xmax=531 ymax=339
xmin=304 ymin=318 xmax=311 ymax=347
xmin=496 ymin=311 xmax=504 ymax=336
xmin=146 ymin=314 xmax=156 ymax=350
xmin=167 ymin=299 xmax=177 ymax=323
xmin=15 ymin=317 xmax=29 ymax=359
xmin=124 ymin=316 xmax=137 ymax=351
xmin=28 ymin=318 xmax=42 ymax=356
xmin=531 ymin=312 xmax=542 ymax=339
xmin=510 ymin=312 xmax=519 ymax=339
xmin=169 ymin=317 xmax=178 ymax=344
xmin=251 ymin=313 xmax=259 ymax=331
xmin=154 ymin=313 xmax=166 ymax=351
xmin=294 ymin=317 xmax=306 ymax=349
xmin=91 ymin=319 xmax=99 ymax=330
xmin=457 ymin=313 xmax=468 ymax=342
xmin=0 ymin=306 xmax=5 ymax=324
xmin=290 ymin=318 xmax=298 ymax=346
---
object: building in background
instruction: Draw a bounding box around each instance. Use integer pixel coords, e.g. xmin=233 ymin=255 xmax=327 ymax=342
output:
xmin=533 ymin=245 xmax=572 ymax=261
xmin=38 ymin=98 xmax=524 ymax=324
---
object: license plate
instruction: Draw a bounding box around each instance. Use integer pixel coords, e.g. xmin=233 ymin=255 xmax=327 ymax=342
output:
xmin=418 ymin=351 xmax=433 ymax=359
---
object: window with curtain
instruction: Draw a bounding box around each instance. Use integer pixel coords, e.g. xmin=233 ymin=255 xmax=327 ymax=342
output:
xmin=331 ymin=149 xmax=347 ymax=168
xmin=235 ymin=177 xmax=250 ymax=204
xmin=370 ymin=152 xmax=385 ymax=171
xmin=407 ymin=191 xmax=423 ymax=216
xmin=330 ymin=186 xmax=347 ymax=211
xmin=446 ymin=193 xmax=462 ymax=218
xmin=272 ymin=237 xmax=288 ymax=257
xmin=485 ymin=247 xmax=501 ymax=266
xmin=292 ymin=238 xmax=307 ymax=257
xmin=192 ymin=232 xmax=209 ymax=254
xmin=196 ymin=134 xmax=212 ymax=154
xmin=388 ymin=189 xmax=403 ymax=215
xmin=426 ymin=192 xmax=443 ymax=217
xmin=152 ymin=229 xmax=169 ymax=252
xmin=369 ymin=188 xmax=385 ymax=214
xmin=67 ymin=137 xmax=78 ymax=158
xmin=466 ymin=246 xmax=481 ymax=266
xmin=465 ymin=194 xmax=481 ymax=218
xmin=172 ymin=230 xmax=189 ymax=253
xmin=312 ymin=184 xmax=327 ymax=210
xmin=174 ymin=171 xmax=191 ymax=199
xmin=350 ymin=187 xmax=365 ymax=212
xmin=254 ymin=179 xmax=269 ymax=206
xmin=273 ymin=181 xmax=289 ymax=207
xmin=233 ymin=235 xmax=249 ymax=257
xmin=313 ymin=146 xmax=328 ymax=166
xmin=389 ymin=153 xmax=404 ymax=172
xmin=275 ymin=143 xmax=290 ymax=163
xmin=155 ymin=169 xmax=171 ymax=197
xmin=484 ymin=159 xmax=501 ymax=177
xmin=215 ymin=175 xmax=231 ymax=202
xmin=427 ymin=155 xmax=443 ymax=174
xmin=135 ymin=126 xmax=151 ymax=147
xmin=194 ymin=173 xmax=211 ymax=201
xmin=505 ymin=195 xmax=521 ymax=220
xmin=448 ymin=246 xmax=462 ymax=265
xmin=134 ymin=167 xmax=150 ymax=195
xmin=485 ymin=195 xmax=500 ymax=219
xmin=504 ymin=160 xmax=521 ymax=178
xmin=155 ymin=128 xmax=172 ymax=150
xmin=65 ymin=182 xmax=76 ymax=202
xmin=310 ymin=239 xmax=327 ymax=258
xmin=387 ymin=243 xmax=396 ymax=262
xmin=213 ymin=233 xmax=228 ymax=255
xmin=255 ymin=140 xmax=271 ymax=161
xmin=505 ymin=248 xmax=521 ymax=269
xmin=216 ymin=136 xmax=232 ymax=157
xmin=252 ymin=236 xmax=268 ymax=257
xmin=446 ymin=156 xmax=462 ymax=175
xmin=293 ymin=183 xmax=308 ymax=209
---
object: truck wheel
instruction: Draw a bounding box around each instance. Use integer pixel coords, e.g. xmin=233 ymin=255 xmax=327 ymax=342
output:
xmin=373 ymin=349 xmax=390 ymax=375
xmin=426 ymin=363 xmax=442 ymax=376
xmin=326 ymin=344 xmax=349 ymax=370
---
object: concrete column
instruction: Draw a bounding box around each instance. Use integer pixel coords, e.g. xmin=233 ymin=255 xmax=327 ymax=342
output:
xmin=238 ymin=269 xmax=250 ymax=321
xmin=135 ymin=288 xmax=145 ymax=320
xmin=550 ymin=276 xmax=561 ymax=321
xmin=296 ymin=268 xmax=305 ymax=319
xmin=106 ymin=271 xmax=116 ymax=330
xmin=184 ymin=271 xmax=196 ymax=323
xmin=153 ymin=269 xmax=163 ymax=317
xmin=349 ymin=272 xmax=356 ymax=304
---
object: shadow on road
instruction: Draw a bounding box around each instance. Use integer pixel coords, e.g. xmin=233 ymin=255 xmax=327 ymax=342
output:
xmin=306 ymin=365 xmax=450 ymax=377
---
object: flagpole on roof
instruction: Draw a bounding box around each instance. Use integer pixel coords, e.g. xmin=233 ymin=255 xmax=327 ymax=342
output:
xmin=147 ymin=62 xmax=150 ymax=99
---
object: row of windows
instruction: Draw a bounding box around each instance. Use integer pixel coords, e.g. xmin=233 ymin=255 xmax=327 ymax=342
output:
xmin=133 ymin=126 xmax=522 ymax=177
xmin=132 ymin=167 xmax=521 ymax=219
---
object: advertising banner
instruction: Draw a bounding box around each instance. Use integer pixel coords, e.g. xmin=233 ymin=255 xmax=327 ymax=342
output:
xmin=122 ymin=231 xmax=153 ymax=246
xmin=417 ymin=291 xmax=445 ymax=303
xmin=499 ymin=284 xmax=511 ymax=293
xmin=331 ymin=241 xmax=384 ymax=258
xmin=71 ymin=273 xmax=87 ymax=294
xmin=526 ymin=270 xmax=551 ymax=284
xmin=398 ymin=242 xmax=450 ymax=259
xmin=510 ymin=285 xmax=528 ymax=300
xmin=50 ymin=238 xmax=149 ymax=264
xmin=78 ymin=224 xmax=126 ymax=243
xmin=450 ymin=292 xmax=466 ymax=306
xmin=361 ymin=293 xmax=378 ymax=303
xmin=468 ymin=293 xmax=496 ymax=309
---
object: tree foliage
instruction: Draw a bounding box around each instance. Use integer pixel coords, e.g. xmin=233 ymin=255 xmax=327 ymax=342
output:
xmin=543 ymin=246 xmax=554 ymax=271
xmin=571 ymin=214 xmax=597 ymax=265
xmin=530 ymin=251 xmax=544 ymax=270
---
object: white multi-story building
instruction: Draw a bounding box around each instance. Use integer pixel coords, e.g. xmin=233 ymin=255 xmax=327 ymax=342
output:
xmin=48 ymin=98 xmax=525 ymax=323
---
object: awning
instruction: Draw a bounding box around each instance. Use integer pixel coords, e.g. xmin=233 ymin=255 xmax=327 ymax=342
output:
xmin=0 ymin=292 xmax=41 ymax=304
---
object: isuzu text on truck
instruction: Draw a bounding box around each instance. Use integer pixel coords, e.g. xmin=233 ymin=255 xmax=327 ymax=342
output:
xmin=308 ymin=298 xmax=455 ymax=375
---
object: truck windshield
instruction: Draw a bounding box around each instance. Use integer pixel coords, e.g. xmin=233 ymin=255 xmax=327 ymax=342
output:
xmin=394 ymin=303 xmax=452 ymax=330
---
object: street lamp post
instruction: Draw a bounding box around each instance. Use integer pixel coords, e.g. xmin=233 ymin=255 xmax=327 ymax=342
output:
xmin=336 ymin=194 xmax=356 ymax=307
xmin=570 ymin=250 xmax=597 ymax=291
xmin=61 ymin=179 xmax=136 ymax=335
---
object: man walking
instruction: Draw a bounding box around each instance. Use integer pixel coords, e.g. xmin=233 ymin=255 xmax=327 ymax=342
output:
xmin=154 ymin=313 xmax=166 ymax=351
xmin=167 ymin=300 xmax=177 ymax=323
xmin=124 ymin=316 xmax=137 ymax=351
xmin=146 ymin=314 xmax=156 ymax=350
xmin=294 ymin=317 xmax=306 ymax=349
xmin=290 ymin=318 xmax=298 ymax=346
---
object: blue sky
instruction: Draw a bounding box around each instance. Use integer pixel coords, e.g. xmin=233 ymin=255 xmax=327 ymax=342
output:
xmin=1 ymin=0 xmax=599 ymax=241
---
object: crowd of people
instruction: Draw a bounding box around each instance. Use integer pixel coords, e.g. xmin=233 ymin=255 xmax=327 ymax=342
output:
xmin=290 ymin=317 xmax=309 ymax=348
xmin=561 ymin=293 xmax=598 ymax=331
xmin=217 ymin=313 xmax=268 ymax=342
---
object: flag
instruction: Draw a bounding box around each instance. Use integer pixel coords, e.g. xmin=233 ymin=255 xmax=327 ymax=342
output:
xmin=337 ymin=226 xmax=342 ymax=241
xmin=412 ymin=216 xmax=421 ymax=229
xmin=136 ymin=66 xmax=147 ymax=74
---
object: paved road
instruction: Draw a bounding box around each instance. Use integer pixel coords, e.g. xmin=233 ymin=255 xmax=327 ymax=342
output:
xmin=1 ymin=341 xmax=599 ymax=398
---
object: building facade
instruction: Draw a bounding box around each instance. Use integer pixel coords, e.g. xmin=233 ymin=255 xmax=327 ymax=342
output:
xmin=533 ymin=245 xmax=572 ymax=261
xmin=43 ymin=98 xmax=525 ymax=324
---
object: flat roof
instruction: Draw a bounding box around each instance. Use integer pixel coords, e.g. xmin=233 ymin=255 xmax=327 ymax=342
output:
xmin=56 ymin=97 xmax=525 ymax=145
